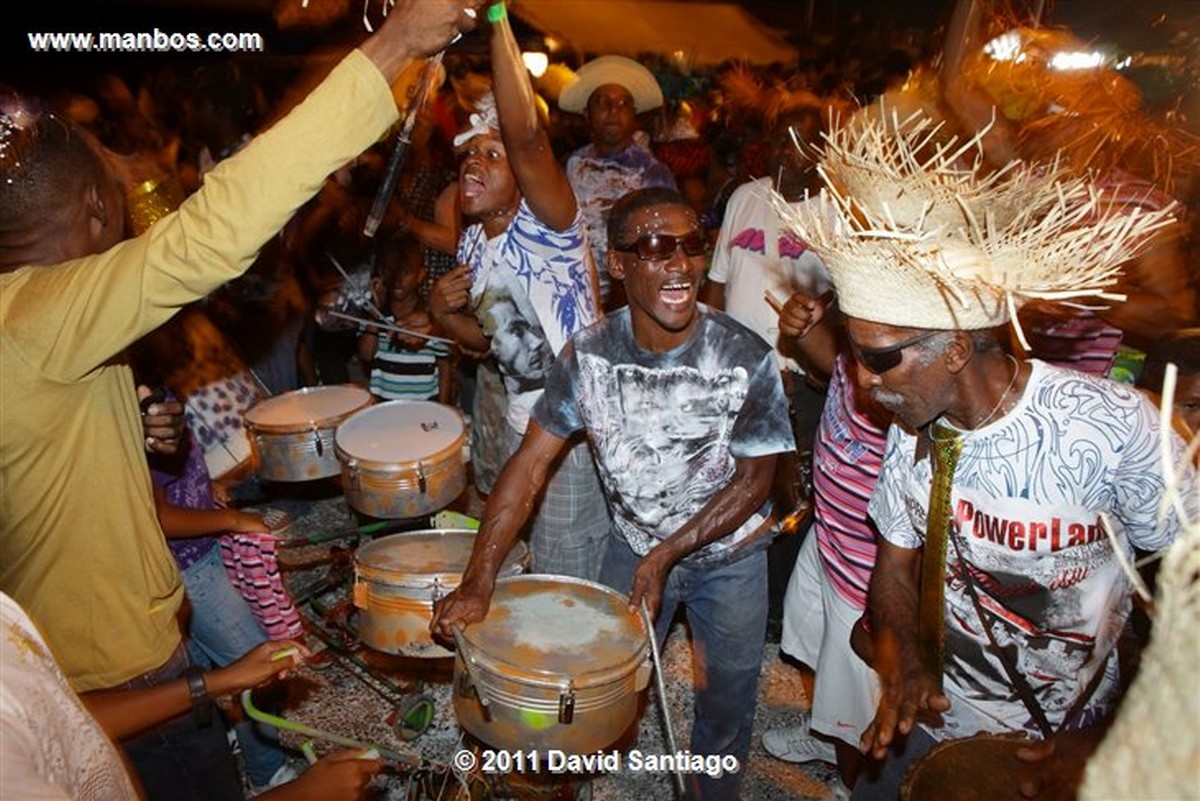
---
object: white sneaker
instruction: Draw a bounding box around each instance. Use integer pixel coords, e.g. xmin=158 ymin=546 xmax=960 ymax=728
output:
xmin=762 ymin=722 xmax=838 ymax=765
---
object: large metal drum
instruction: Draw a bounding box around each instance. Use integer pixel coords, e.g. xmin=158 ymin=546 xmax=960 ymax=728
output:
xmin=353 ymin=529 xmax=529 ymax=658
xmin=244 ymin=385 xmax=373 ymax=482
xmin=335 ymin=400 xmax=468 ymax=520
xmin=453 ymin=575 xmax=651 ymax=755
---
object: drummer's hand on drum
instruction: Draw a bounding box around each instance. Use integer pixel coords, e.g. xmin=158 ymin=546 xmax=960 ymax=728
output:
xmin=629 ymin=550 xmax=671 ymax=622
xmin=430 ymin=585 xmax=491 ymax=643
xmin=859 ymin=632 xmax=950 ymax=759
xmin=138 ymin=385 xmax=185 ymax=455
xmin=430 ymin=265 xmax=473 ymax=316
xmin=204 ymin=640 xmax=310 ymax=698
xmin=1012 ymin=724 xmax=1109 ymax=800
xmin=259 ymin=749 xmax=381 ymax=801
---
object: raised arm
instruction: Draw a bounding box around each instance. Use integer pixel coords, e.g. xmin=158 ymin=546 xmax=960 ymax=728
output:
xmin=939 ymin=0 xmax=1020 ymax=169
xmin=487 ymin=3 xmax=577 ymax=230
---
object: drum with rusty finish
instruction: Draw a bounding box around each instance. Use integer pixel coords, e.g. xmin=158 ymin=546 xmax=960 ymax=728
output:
xmin=353 ymin=529 xmax=529 ymax=658
xmin=334 ymin=400 xmax=468 ymax=520
xmin=244 ymin=385 xmax=373 ymax=482
xmin=453 ymin=575 xmax=651 ymax=756
xmin=901 ymin=732 xmax=1044 ymax=801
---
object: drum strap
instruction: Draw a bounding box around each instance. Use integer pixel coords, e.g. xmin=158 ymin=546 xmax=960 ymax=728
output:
xmin=918 ymin=423 xmax=962 ymax=691
xmin=948 ymin=532 xmax=1108 ymax=740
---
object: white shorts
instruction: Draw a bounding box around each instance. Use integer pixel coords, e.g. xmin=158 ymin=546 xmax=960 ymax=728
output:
xmin=780 ymin=531 xmax=880 ymax=747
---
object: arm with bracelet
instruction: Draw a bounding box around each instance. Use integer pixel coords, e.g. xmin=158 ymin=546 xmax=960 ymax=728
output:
xmin=80 ymin=641 xmax=306 ymax=741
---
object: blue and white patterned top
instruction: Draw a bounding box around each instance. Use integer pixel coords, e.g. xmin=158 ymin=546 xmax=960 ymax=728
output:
xmin=566 ymin=142 xmax=677 ymax=303
xmin=459 ymin=200 xmax=600 ymax=433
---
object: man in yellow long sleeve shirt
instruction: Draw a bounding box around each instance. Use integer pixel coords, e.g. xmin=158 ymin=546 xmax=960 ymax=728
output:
xmin=0 ymin=2 xmax=480 ymax=797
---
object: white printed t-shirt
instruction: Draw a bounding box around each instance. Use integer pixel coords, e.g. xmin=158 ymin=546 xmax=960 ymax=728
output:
xmin=707 ymin=178 xmax=832 ymax=373
xmin=459 ymin=200 xmax=600 ymax=434
xmin=869 ymin=360 xmax=1195 ymax=740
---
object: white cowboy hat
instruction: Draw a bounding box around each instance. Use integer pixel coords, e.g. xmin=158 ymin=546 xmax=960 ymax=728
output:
xmin=558 ymin=55 xmax=664 ymax=114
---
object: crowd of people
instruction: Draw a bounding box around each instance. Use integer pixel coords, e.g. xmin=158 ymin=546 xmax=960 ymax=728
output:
xmin=2 ymin=0 xmax=1198 ymax=800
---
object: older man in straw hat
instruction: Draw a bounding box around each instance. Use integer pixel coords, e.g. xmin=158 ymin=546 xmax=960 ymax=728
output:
xmin=774 ymin=113 xmax=1199 ymax=800
xmin=559 ymin=54 xmax=677 ymax=310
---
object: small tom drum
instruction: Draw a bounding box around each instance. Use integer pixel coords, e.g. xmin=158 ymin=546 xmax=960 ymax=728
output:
xmin=353 ymin=529 xmax=529 ymax=658
xmin=453 ymin=575 xmax=651 ymax=756
xmin=244 ymin=385 xmax=373 ymax=482
xmin=334 ymin=400 xmax=468 ymax=519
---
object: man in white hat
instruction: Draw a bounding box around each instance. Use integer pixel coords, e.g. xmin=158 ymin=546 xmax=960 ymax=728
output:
xmin=559 ymin=54 xmax=677 ymax=310
xmin=775 ymin=114 xmax=1198 ymax=800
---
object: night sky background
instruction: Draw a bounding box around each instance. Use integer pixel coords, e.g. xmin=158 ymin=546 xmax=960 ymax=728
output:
xmin=2 ymin=1 xmax=1194 ymax=95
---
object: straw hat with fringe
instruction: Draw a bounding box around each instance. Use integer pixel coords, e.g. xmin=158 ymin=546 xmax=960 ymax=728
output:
xmin=771 ymin=109 xmax=1180 ymax=343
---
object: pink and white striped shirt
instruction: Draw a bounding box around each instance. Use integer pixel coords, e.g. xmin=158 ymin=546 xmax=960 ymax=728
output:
xmin=812 ymin=353 xmax=890 ymax=610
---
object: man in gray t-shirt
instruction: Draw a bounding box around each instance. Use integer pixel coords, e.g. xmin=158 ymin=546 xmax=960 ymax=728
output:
xmin=434 ymin=188 xmax=795 ymax=801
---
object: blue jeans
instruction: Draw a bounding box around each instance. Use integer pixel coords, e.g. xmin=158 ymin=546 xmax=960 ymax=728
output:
xmin=182 ymin=545 xmax=284 ymax=786
xmin=600 ymin=538 xmax=768 ymax=801
xmin=117 ymin=645 xmax=245 ymax=801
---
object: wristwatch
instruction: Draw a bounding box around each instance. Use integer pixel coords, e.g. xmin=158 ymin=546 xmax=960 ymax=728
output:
xmin=183 ymin=666 xmax=214 ymax=728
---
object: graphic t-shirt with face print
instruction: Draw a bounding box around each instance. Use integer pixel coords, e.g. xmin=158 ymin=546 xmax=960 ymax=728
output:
xmin=459 ymin=200 xmax=600 ymax=434
xmin=534 ymin=305 xmax=796 ymax=566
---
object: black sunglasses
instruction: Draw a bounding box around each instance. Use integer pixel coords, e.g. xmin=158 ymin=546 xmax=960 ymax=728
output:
xmin=852 ymin=331 xmax=938 ymax=375
xmin=612 ymin=230 xmax=708 ymax=261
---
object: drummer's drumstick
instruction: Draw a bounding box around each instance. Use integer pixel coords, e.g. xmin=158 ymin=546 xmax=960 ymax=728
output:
xmin=326 ymin=253 xmax=387 ymax=322
xmin=764 ymin=290 xmax=786 ymax=315
xmin=327 ymin=310 xmax=457 ymax=347
xmin=641 ymin=600 xmax=687 ymax=798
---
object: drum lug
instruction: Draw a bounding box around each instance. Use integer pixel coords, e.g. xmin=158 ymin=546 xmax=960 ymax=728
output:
xmin=345 ymin=464 xmax=361 ymax=492
xmin=452 ymin=629 xmax=492 ymax=719
xmin=310 ymin=424 xmax=323 ymax=457
xmin=558 ymin=683 xmax=576 ymax=724
xmin=431 ymin=577 xmax=444 ymax=604
xmin=417 ymin=464 xmax=427 ymax=495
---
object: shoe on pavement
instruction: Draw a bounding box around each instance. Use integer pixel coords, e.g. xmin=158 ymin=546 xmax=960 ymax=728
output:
xmin=762 ymin=723 xmax=838 ymax=765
